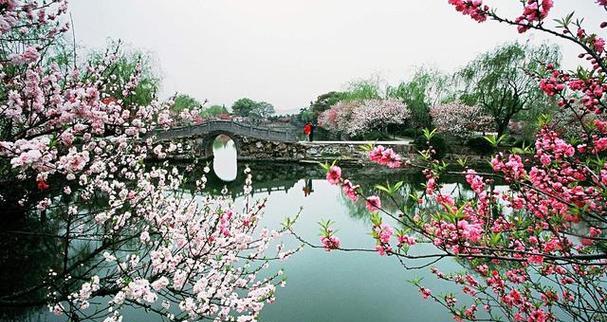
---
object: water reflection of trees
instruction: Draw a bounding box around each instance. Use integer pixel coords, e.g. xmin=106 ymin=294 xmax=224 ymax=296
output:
xmin=213 ymin=134 xmax=232 ymax=148
xmin=338 ymin=172 xmax=475 ymax=223
xmin=0 ymin=208 xmax=67 ymax=320
xmin=1 ymin=161 xmax=289 ymax=321
xmin=342 ymin=179 xmax=422 ymax=222
xmin=177 ymin=161 xmax=325 ymax=197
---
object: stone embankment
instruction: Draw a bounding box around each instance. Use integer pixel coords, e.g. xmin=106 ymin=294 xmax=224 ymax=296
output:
xmin=237 ymin=139 xmax=414 ymax=163
xmin=163 ymin=136 xmax=414 ymax=163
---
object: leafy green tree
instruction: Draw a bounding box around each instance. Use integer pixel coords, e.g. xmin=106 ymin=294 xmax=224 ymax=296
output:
xmin=173 ymin=94 xmax=203 ymax=112
xmin=342 ymin=79 xmax=382 ymax=101
xmin=298 ymin=108 xmax=315 ymax=123
xmin=231 ymin=98 xmax=257 ymax=117
xmin=309 ymin=91 xmax=346 ymax=121
xmin=387 ymin=68 xmax=449 ymax=128
xmin=250 ymin=101 xmax=275 ymax=120
xmin=231 ymin=98 xmax=275 ymax=121
xmin=202 ymin=105 xmax=229 ymax=117
xmin=455 ymin=42 xmax=560 ymax=137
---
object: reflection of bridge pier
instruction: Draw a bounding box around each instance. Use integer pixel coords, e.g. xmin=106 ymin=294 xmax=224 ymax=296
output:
xmin=175 ymin=162 xmax=319 ymax=199
xmin=174 ymin=161 xmax=431 ymax=201
xmin=233 ymin=177 xmax=298 ymax=198
xmin=241 ymin=182 xmax=293 ymax=198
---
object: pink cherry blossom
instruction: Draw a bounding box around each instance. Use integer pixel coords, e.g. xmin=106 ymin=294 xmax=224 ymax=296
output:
xmin=341 ymin=179 xmax=359 ymax=201
xmin=365 ymin=195 xmax=381 ymax=212
xmin=326 ymin=165 xmax=342 ymax=185
xmin=320 ymin=235 xmax=341 ymax=251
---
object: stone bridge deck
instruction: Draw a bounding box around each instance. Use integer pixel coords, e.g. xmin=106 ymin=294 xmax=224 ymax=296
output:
xmin=150 ymin=120 xmax=298 ymax=142
xmin=148 ymin=120 xmax=414 ymax=161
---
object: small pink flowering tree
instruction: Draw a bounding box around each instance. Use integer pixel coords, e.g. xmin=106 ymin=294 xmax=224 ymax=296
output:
xmin=348 ymin=99 xmax=411 ymax=137
xmin=430 ymin=102 xmax=494 ymax=138
xmin=0 ymin=1 xmax=294 ymax=321
xmin=317 ymin=100 xmax=356 ymax=134
xmin=300 ymin=1 xmax=607 ymax=321
xmin=318 ymin=99 xmax=410 ymax=138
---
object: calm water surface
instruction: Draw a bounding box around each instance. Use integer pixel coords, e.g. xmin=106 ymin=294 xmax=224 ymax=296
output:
xmin=211 ymin=138 xmax=461 ymax=322
xmin=9 ymin=138 xmax=467 ymax=322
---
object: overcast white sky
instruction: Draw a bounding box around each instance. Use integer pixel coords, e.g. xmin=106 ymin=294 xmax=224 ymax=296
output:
xmin=70 ymin=1 xmax=602 ymax=113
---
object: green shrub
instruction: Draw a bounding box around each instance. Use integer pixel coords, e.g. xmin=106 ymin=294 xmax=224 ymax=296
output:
xmin=362 ymin=131 xmax=390 ymax=141
xmin=500 ymin=135 xmax=519 ymax=147
xmin=513 ymin=138 xmax=533 ymax=149
xmin=414 ymin=134 xmax=448 ymax=159
xmin=466 ymin=136 xmax=496 ymax=155
xmin=399 ymin=128 xmax=421 ymax=138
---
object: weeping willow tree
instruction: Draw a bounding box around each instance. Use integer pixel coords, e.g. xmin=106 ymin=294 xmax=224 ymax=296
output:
xmin=342 ymin=79 xmax=383 ymax=101
xmin=455 ymin=42 xmax=560 ymax=137
xmin=387 ymin=68 xmax=450 ymax=129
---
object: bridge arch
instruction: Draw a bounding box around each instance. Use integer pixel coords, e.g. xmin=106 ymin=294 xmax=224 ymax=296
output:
xmin=148 ymin=120 xmax=300 ymax=160
xmin=202 ymin=131 xmax=242 ymax=158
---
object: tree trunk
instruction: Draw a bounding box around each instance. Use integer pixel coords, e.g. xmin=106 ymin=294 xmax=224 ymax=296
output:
xmin=496 ymin=120 xmax=509 ymax=139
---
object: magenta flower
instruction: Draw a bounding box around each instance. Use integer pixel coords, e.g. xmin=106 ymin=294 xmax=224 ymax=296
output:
xmin=326 ymin=165 xmax=342 ymax=185
xmin=374 ymin=223 xmax=393 ymax=244
xmin=368 ymin=145 xmax=402 ymax=168
xmin=448 ymin=0 xmax=488 ymax=23
xmin=375 ymin=244 xmax=392 ymax=256
xmin=341 ymin=179 xmax=359 ymax=201
xmin=365 ymin=195 xmax=381 ymax=212
xmin=465 ymin=170 xmax=485 ymax=194
xmin=595 ymin=37 xmax=605 ymax=53
xmin=369 ymin=145 xmax=385 ymax=163
xmin=397 ymin=235 xmax=416 ymax=247
xmin=320 ymin=235 xmax=340 ymax=252
xmin=527 ymin=255 xmax=544 ymax=265
xmin=457 ymin=220 xmax=483 ymax=243
xmin=419 ymin=287 xmax=432 ymax=299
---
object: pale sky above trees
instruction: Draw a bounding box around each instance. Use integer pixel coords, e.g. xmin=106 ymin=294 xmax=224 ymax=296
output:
xmin=70 ymin=0 xmax=602 ymax=113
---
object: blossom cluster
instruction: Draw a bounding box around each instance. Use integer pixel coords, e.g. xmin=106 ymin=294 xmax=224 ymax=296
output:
xmin=515 ymin=0 xmax=553 ymax=33
xmin=0 ymin=2 xmax=293 ymax=321
xmin=318 ymin=99 xmax=411 ymax=137
xmin=318 ymin=3 xmax=607 ymax=319
xmin=368 ymin=145 xmax=402 ymax=168
xmin=429 ymin=102 xmax=494 ymax=138
xmin=447 ymin=0 xmax=489 ymax=23
xmin=46 ymin=166 xmax=293 ymax=322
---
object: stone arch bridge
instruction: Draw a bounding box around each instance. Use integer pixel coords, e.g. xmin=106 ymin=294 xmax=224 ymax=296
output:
xmin=149 ymin=120 xmax=303 ymax=160
xmin=149 ymin=120 xmax=412 ymax=161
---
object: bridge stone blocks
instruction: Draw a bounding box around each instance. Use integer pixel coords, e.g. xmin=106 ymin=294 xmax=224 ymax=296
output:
xmin=167 ymin=137 xmax=412 ymax=162
xmin=149 ymin=120 xmax=413 ymax=162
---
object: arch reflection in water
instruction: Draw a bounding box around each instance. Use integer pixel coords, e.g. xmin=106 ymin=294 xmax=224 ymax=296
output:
xmin=212 ymin=134 xmax=238 ymax=182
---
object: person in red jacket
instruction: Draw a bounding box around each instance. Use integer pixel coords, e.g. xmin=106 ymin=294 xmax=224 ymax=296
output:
xmin=303 ymin=122 xmax=312 ymax=141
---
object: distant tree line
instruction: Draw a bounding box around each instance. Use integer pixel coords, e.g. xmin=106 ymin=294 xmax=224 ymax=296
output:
xmin=299 ymin=42 xmax=561 ymax=143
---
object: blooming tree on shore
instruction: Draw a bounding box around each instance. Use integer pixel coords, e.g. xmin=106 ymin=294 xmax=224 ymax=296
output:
xmin=430 ymin=102 xmax=494 ymax=138
xmin=0 ymin=1 xmax=293 ymax=321
xmin=318 ymin=99 xmax=410 ymax=137
xmin=305 ymin=1 xmax=607 ymax=321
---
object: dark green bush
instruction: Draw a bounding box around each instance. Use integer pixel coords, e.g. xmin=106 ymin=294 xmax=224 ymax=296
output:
xmin=399 ymin=127 xmax=421 ymax=139
xmin=512 ymin=137 xmax=533 ymax=148
xmin=466 ymin=136 xmax=496 ymax=155
xmin=414 ymin=134 xmax=448 ymax=159
xmin=501 ymin=135 xmax=518 ymax=146
xmin=362 ymin=131 xmax=391 ymax=141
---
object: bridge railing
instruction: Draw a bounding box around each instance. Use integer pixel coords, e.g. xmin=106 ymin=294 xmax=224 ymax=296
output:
xmin=149 ymin=120 xmax=297 ymax=142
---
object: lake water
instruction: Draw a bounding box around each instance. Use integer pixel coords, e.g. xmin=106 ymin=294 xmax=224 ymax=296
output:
xmin=211 ymin=137 xmax=462 ymax=322
xmin=4 ymin=137 xmax=468 ymax=322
